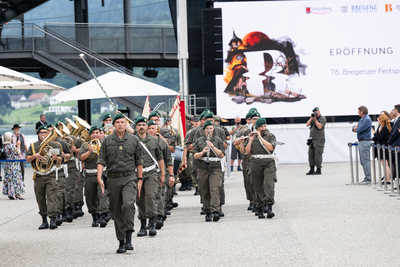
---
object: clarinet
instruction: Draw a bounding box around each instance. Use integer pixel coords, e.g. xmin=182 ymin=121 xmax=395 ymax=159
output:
xmin=205 ymin=133 xmax=210 ymax=165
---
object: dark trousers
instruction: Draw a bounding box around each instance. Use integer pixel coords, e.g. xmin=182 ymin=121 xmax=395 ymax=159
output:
xmin=34 ymin=173 xmax=58 ymax=218
xmin=198 ymin=168 xmax=222 ymax=213
xmin=65 ymin=168 xmax=77 ymax=210
xmin=74 ymin=171 xmax=84 ymax=206
xmin=20 ymin=162 xmax=25 ymax=181
xmin=242 ymin=154 xmax=253 ymax=202
xmin=136 ymin=176 xmax=159 ymax=220
xmin=249 ymin=158 xmax=276 ymax=208
xmin=56 ymin=172 xmax=66 ymax=214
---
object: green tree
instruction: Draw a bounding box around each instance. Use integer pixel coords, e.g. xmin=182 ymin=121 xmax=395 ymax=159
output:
xmin=0 ymin=90 xmax=13 ymax=116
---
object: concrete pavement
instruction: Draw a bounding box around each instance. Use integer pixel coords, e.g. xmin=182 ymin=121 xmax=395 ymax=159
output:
xmin=1 ymin=162 xmax=400 ymax=267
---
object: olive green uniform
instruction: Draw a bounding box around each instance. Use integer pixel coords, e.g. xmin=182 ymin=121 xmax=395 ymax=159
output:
xmin=158 ymin=129 xmax=176 ymax=205
xmin=28 ymin=140 xmax=60 ymax=219
xmin=185 ymin=126 xmax=202 ymax=188
xmin=136 ymin=134 xmax=164 ymax=220
xmin=79 ymin=140 xmax=108 ymax=215
xmin=236 ymin=126 xmax=253 ymax=203
xmin=97 ymin=131 xmax=143 ymax=241
xmin=55 ymin=138 xmax=70 ymax=215
xmin=193 ymin=135 xmax=225 ymax=213
xmin=65 ymin=135 xmax=81 ymax=210
xmin=308 ymin=116 xmax=327 ymax=169
xmin=184 ymin=128 xmax=196 ymax=187
xmin=245 ymin=130 xmax=277 ymax=208
xmin=156 ymin=136 xmax=173 ymax=217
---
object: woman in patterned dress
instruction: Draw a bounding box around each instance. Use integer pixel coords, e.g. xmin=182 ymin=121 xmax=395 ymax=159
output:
xmin=2 ymin=132 xmax=25 ymax=200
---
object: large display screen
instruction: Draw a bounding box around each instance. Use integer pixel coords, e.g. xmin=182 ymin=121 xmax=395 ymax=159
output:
xmin=214 ymin=1 xmax=400 ymax=118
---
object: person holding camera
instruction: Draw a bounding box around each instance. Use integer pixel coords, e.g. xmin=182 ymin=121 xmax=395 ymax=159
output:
xmin=306 ymin=107 xmax=326 ymax=175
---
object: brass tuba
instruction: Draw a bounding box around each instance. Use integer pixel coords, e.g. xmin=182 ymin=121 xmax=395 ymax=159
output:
xmin=35 ymin=127 xmax=63 ymax=173
xmin=58 ymin=122 xmax=74 ymax=162
xmin=65 ymin=118 xmax=79 ymax=136
xmin=73 ymin=115 xmax=91 ymax=143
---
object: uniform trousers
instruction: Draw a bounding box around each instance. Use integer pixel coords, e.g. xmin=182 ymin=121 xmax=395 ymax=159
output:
xmin=136 ymin=175 xmax=159 ymax=220
xmin=156 ymin=183 xmax=166 ymax=217
xmin=65 ymin=168 xmax=77 ymax=210
xmin=249 ymin=158 xmax=276 ymax=208
xmin=308 ymin=138 xmax=325 ymax=168
xmin=107 ymin=174 xmax=137 ymax=241
xmin=56 ymin=171 xmax=66 ymax=214
xmin=84 ymin=173 xmax=108 ymax=214
xmin=188 ymin=153 xmax=198 ymax=187
xmin=34 ymin=173 xmax=58 ymax=218
xmin=74 ymin=171 xmax=84 ymax=206
xmin=242 ymin=154 xmax=253 ymax=202
xmin=198 ymin=168 xmax=222 ymax=213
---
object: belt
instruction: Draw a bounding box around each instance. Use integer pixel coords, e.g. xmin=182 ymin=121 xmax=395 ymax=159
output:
xmin=85 ymin=169 xmax=97 ymax=174
xmin=358 ymin=139 xmax=372 ymax=141
xmin=200 ymin=157 xmax=221 ymax=162
xmin=108 ymin=170 xmax=135 ymax=178
xmin=135 ymin=164 xmax=159 ymax=173
xmin=251 ymin=154 xmax=274 ymax=159
xmin=36 ymin=165 xmax=57 ymax=176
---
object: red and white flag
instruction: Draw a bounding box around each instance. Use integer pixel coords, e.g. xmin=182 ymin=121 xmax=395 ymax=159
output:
xmin=170 ymin=93 xmax=187 ymax=175
xmin=142 ymin=90 xmax=151 ymax=118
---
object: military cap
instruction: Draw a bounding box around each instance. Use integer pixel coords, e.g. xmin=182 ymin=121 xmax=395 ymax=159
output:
xmin=46 ymin=123 xmax=53 ymax=128
xmin=147 ymin=120 xmax=157 ymax=126
xmin=250 ymin=112 xmax=261 ymax=118
xmin=203 ymin=120 xmax=214 ymax=130
xmin=203 ymin=112 xmax=214 ymax=119
xmin=166 ymin=116 xmax=172 ymax=121
xmin=37 ymin=125 xmax=48 ymax=134
xmin=192 ymin=114 xmax=200 ymax=122
xmin=112 ymin=113 xmax=126 ymax=124
xmin=135 ymin=116 xmax=148 ymax=125
xmin=200 ymin=109 xmax=213 ymax=119
xmin=148 ymin=111 xmax=160 ymax=120
xmin=89 ymin=125 xmax=100 ymax=135
xmin=99 ymin=127 xmax=105 ymax=132
xmin=245 ymin=112 xmax=253 ymax=119
xmin=248 ymin=108 xmax=258 ymax=114
xmin=255 ymin=118 xmax=266 ymax=129
xmin=102 ymin=113 xmax=113 ymax=122
xmin=214 ymin=115 xmax=221 ymax=122
xmin=312 ymin=107 xmax=319 ymax=112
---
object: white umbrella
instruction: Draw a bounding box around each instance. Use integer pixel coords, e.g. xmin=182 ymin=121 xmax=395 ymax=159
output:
xmin=0 ymin=65 xmax=65 ymax=90
xmin=52 ymin=71 xmax=178 ymax=102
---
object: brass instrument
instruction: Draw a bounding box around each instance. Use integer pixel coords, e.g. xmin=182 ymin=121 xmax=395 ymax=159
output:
xmin=65 ymin=118 xmax=79 ymax=136
xmin=73 ymin=115 xmax=91 ymax=143
xmin=35 ymin=127 xmax=63 ymax=173
xmin=57 ymin=122 xmax=74 ymax=162
xmin=86 ymin=138 xmax=101 ymax=161
xmin=104 ymin=123 xmax=114 ymax=136
xmin=205 ymin=133 xmax=210 ymax=165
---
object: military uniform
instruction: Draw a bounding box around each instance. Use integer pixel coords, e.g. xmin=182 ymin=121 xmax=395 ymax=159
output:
xmin=193 ymin=134 xmax=225 ymax=220
xmin=245 ymin=130 xmax=277 ymax=218
xmin=55 ymin=137 xmax=71 ymax=225
xmin=65 ymin=135 xmax=81 ymax=221
xmin=308 ymin=115 xmax=326 ymax=170
xmin=236 ymin=126 xmax=254 ymax=207
xmin=28 ymin=140 xmax=60 ymax=229
xmin=98 ymin=130 xmax=143 ymax=246
xmin=79 ymin=139 xmax=109 ymax=226
xmin=184 ymin=125 xmax=202 ymax=191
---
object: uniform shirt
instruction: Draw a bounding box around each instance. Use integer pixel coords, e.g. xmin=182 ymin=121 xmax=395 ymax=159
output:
xmin=56 ymin=138 xmax=71 ymax=164
xmin=157 ymin=136 xmax=173 ymax=175
xmin=27 ymin=140 xmax=60 ymax=173
xmin=184 ymin=128 xmax=196 ymax=149
xmin=186 ymin=122 xmax=193 ymax=132
xmin=244 ymin=130 xmax=276 ymax=156
xmin=218 ymin=125 xmax=230 ymax=139
xmin=137 ymin=133 xmax=164 ymax=178
xmin=65 ymin=135 xmax=82 ymax=169
xmin=193 ymin=135 xmax=225 ymax=171
xmin=193 ymin=125 xmax=227 ymax=145
xmin=79 ymin=140 xmax=98 ymax=170
xmin=98 ymin=131 xmax=143 ymax=174
xmin=186 ymin=125 xmax=201 ymax=145
xmin=159 ymin=127 xmax=176 ymax=149
xmin=309 ymin=115 xmax=327 ymax=139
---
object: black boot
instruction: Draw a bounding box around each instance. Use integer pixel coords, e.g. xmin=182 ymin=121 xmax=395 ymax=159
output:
xmin=219 ymin=205 xmax=225 ymax=217
xmin=61 ymin=209 xmax=67 ymax=222
xmin=173 ymin=184 xmax=178 ymax=195
xmin=92 ymin=213 xmax=99 ymax=227
xmin=66 ymin=208 xmax=74 ymax=223
xmin=125 ymin=230 xmax=134 ymax=251
xmin=117 ymin=240 xmax=126 ymax=254
xmin=99 ymin=213 xmax=107 ymax=228
xmin=55 ymin=213 xmax=63 ymax=226
xmin=105 ymin=210 xmax=111 ymax=222
xmin=200 ymin=207 xmax=205 ymax=215
xmin=194 ymin=187 xmax=199 ymax=195
xmin=73 ymin=204 xmax=79 ymax=219
xmin=77 ymin=205 xmax=84 ymax=217
xmin=248 ymin=202 xmax=254 ymax=211
xmin=187 ymin=180 xmax=192 ymax=190
xmin=39 ymin=216 xmax=49 ymax=230
xmin=257 ymin=207 xmax=265 ymax=219
xmin=49 ymin=217 xmax=58 ymax=229
xmin=164 ymin=208 xmax=171 ymax=216
xmin=170 ymin=200 xmax=178 ymax=208
xmin=213 ymin=211 xmax=220 ymax=222
xmin=313 ymin=168 xmax=321 ymax=175
xmin=166 ymin=202 xmax=174 ymax=210
xmin=306 ymin=166 xmax=315 ymax=175
xmin=252 ymin=205 xmax=257 ymax=213
xmin=205 ymin=213 xmax=212 ymax=222
xmin=179 ymin=180 xmax=187 ymax=191
xmin=155 ymin=215 xmax=164 ymax=229
xmin=148 ymin=217 xmax=157 ymax=236
xmin=137 ymin=219 xmax=147 ymax=237
xmin=266 ymin=204 xmax=275 ymax=219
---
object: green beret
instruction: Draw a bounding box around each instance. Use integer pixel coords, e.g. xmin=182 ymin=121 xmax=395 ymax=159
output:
xmin=245 ymin=112 xmax=253 ymax=119
xmin=46 ymin=124 xmax=53 ymax=128
xmin=312 ymin=107 xmax=319 ymax=112
xmin=248 ymin=108 xmax=258 ymax=114
xmin=147 ymin=120 xmax=157 ymax=126
xmin=203 ymin=120 xmax=214 ymax=130
xmin=200 ymin=109 xmax=213 ymax=119
xmin=102 ymin=113 xmax=113 ymax=122
xmin=135 ymin=116 xmax=148 ymax=125
xmin=99 ymin=127 xmax=105 ymax=132
xmin=255 ymin=118 xmax=266 ymax=129
xmin=37 ymin=125 xmax=48 ymax=134
xmin=148 ymin=111 xmax=160 ymax=120
xmin=112 ymin=113 xmax=126 ymax=124
xmin=203 ymin=112 xmax=214 ymax=119
xmin=250 ymin=112 xmax=261 ymax=118
xmin=89 ymin=125 xmax=100 ymax=135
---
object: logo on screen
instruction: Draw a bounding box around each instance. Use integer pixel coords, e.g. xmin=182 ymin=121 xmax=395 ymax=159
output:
xmin=351 ymin=5 xmax=377 ymax=13
xmin=341 ymin=6 xmax=348 ymax=13
xmin=306 ymin=7 xmax=311 ymax=14
xmin=396 ymin=5 xmax=400 ymax=11
xmin=385 ymin=4 xmax=392 ymax=12
xmin=305 ymin=6 xmax=333 ymax=14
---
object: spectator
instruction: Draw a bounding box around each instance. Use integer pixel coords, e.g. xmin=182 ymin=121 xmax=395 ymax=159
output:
xmin=306 ymin=107 xmax=326 ymax=175
xmin=389 ymin=109 xmax=396 ymax=122
xmin=372 ymin=113 xmax=392 ymax=183
xmin=11 ymin=124 xmax=28 ymax=181
xmin=352 ymin=105 xmax=372 ymax=185
xmin=229 ymin=116 xmax=244 ymax=171
xmin=35 ymin=114 xmax=47 ymax=133
xmin=2 ymin=132 xmax=24 ymax=200
xmin=387 ymin=104 xmax=400 ymax=181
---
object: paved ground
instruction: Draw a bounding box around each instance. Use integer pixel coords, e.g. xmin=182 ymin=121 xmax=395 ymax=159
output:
xmin=1 ymin=162 xmax=400 ymax=267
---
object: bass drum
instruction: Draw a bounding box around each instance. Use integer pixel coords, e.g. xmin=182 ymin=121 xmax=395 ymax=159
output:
xmin=172 ymin=146 xmax=183 ymax=175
